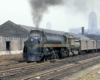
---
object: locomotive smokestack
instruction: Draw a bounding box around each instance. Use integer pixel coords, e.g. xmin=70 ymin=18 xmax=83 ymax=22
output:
xmin=29 ymin=0 xmax=64 ymax=28
xmin=82 ymin=27 xmax=84 ymax=34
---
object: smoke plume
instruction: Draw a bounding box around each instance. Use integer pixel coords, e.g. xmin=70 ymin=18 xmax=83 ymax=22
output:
xmin=65 ymin=0 xmax=93 ymax=13
xmin=29 ymin=0 xmax=64 ymax=28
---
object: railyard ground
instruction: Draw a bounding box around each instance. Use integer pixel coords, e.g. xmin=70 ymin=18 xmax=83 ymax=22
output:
xmin=0 ymin=54 xmax=23 ymax=65
xmin=0 ymin=54 xmax=100 ymax=80
xmin=0 ymin=54 xmax=23 ymax=60
xmin=62 ymin=63 xmax=100 ymax=80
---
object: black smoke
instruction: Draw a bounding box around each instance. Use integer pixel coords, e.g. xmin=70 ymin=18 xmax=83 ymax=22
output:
xmin=29 ymin=0 xmax=64 ymax=28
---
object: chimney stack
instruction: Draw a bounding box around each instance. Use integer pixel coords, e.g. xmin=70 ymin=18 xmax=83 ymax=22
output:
xmin=82 ymin=27 xmax=84 ymax=34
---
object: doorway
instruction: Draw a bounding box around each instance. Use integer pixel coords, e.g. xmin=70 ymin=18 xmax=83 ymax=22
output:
xmin=6 ymin=41 xmax=10 ymax=51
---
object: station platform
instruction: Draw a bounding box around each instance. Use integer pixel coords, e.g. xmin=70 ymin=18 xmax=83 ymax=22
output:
xmin=62 ymin=64 xmax=100 ymax=80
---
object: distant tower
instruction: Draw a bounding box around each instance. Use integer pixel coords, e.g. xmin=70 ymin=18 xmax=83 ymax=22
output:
xmin=88 ymin=11 xmax=97 ymax=34
xmin=46 ymin=22 xmax=51 ymax=30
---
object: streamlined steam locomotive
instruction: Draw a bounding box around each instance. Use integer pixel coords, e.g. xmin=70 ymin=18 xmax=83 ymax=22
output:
xmin=23 ymin=29 xmax=100 ymax=62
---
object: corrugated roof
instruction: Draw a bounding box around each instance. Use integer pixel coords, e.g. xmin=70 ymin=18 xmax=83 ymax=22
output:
xmin=19 ymin=25 xmax=35 ymax=31
xmin=20 ymin=25 xmax=65 ymax=35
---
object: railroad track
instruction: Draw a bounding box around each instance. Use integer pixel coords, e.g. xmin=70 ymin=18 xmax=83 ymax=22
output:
xmin=0 ymin=52 xmax=98 ymax=71
xmin=0 ymin=53 xmax=100 ymax=80
xmin=0 ymin=54 xmax=91 ymax=71
xmin=0 ymin=58 xmax=23 ymax=67
xmin=47 ymin=60 xmax=100 ymax=80
xmin=0 ymin=52 xmax=99 ymax=70
xmin=0 ymin=62 xmax=33 ymax=71
xmin=0 ymin=52 xmax=95 ymax=71
xmin=23 ymin=56 xmax=100 ymax=80
xmin=0 ymin=61 xmax=51 ymax=80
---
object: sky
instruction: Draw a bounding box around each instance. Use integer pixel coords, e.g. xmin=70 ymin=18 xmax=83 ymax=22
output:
xmin=0 ymin=0 xmax=100 ymax=32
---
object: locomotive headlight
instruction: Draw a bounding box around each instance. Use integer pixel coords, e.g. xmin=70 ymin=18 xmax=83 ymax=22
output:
xmin=31 ymin=39 xmax=33 ymax=42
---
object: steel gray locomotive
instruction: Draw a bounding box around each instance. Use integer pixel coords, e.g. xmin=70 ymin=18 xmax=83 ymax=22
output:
xmin=23 ymin=29 xmax=100 ymax=62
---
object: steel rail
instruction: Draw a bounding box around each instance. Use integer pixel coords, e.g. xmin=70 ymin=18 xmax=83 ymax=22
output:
xmin=22 ymin=57 xmax=100 ymax=80
xmin=0 ymin=53 xmax=100 ymax=80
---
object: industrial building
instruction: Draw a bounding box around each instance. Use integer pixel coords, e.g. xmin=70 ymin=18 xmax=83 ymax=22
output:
xmin=0 ymin=20 xmax=34 ymax=55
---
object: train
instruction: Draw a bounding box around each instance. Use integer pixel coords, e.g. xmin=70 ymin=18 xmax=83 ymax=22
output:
xmin=23 ymin=29 xmax=100 ymax=62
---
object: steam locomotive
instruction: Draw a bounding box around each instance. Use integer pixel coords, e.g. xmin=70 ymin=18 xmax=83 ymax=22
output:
xmin=23 ymin=29 xmax=100 ymax=62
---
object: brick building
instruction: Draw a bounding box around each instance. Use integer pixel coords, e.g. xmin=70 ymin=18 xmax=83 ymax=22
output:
xmin=0 ymin=20 xmax=34 ymax=55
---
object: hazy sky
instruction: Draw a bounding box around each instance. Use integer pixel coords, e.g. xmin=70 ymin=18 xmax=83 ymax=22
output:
xmin=0 ymin=0 xmax=100 ymax=32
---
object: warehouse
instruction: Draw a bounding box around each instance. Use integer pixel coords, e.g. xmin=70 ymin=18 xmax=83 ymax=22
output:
xmin=0 ymin=20 xmax=34 ymax=55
